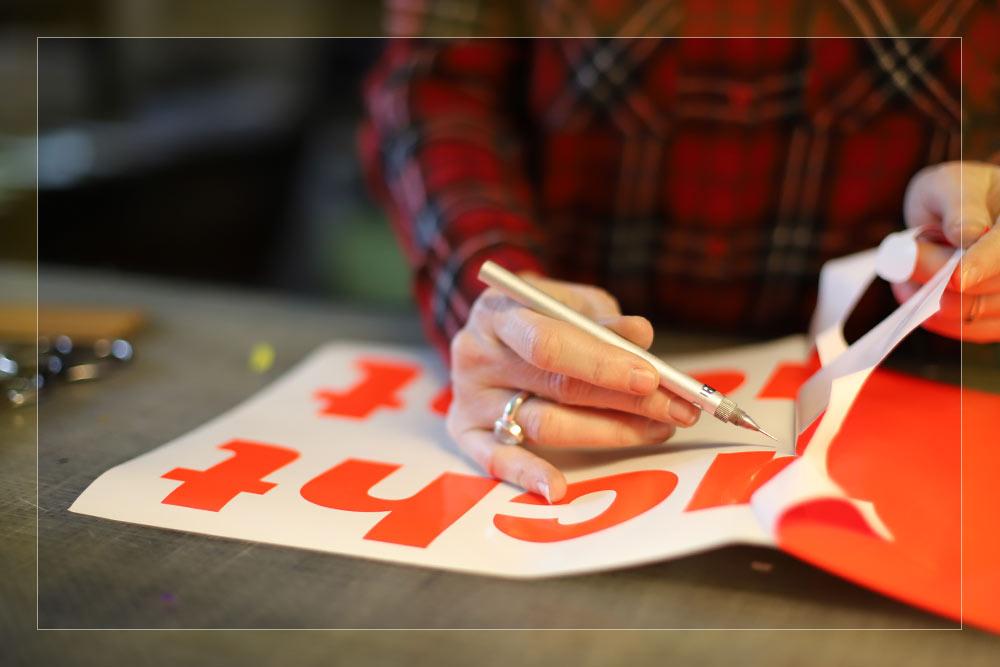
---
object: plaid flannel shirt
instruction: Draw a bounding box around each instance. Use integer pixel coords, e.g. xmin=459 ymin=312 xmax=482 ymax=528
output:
xmin=359 ymin=0 xmax=1000 ymax=358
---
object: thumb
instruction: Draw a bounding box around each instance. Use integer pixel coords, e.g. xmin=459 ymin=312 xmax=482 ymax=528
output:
xmin=904 ymin=162 xmax=997 ymax=248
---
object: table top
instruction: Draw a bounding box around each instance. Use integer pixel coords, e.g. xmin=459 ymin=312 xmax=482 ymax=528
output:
xmin=5 ymin=262 xmax=999 ymax=666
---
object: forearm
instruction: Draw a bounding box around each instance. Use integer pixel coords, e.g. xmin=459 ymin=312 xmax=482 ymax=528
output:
xmin=360 ymin=39 xmax=545 ymax=358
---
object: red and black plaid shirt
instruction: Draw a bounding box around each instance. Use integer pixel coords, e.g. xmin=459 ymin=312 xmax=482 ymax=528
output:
xmin=360 ymin=0 xmax=1000 ymax=358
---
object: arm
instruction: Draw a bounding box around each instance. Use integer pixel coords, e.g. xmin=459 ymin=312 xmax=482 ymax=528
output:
xmin=894 ymin=3 xmax=1000 ymax=342
xmin=359 ymin=37 xmax=544 ymax=358
xmin=359 ymin=30 xmax=697 ymax=502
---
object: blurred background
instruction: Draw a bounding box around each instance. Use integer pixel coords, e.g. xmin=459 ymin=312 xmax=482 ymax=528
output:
xmin=1 ymin=0 xmax=994 ymax=368
xmin=4 ymin=1 xmax=411 ymax=308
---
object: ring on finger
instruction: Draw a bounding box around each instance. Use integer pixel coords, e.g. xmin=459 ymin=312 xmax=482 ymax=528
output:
xmin=493 ymin=390 xmax=532 ymax=446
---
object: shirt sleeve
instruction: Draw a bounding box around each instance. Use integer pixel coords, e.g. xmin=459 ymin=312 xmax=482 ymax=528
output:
xmin=359 ymin=35 xmax=545 ymax=360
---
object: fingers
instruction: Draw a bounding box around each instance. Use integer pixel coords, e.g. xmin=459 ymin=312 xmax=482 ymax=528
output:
xmin=601 ymin=314 xmax=655 ymax=350
xmin=960 ymin=218 xmax=1000 ymax=292
xmin=516 ymin=398 xmax=677 ymax=447
xmin=521 ymin=275 xmax=622 ymax=318
xmin=466 ymin=389 xmax=677 ymax=448
xmin=899 ymin=239 xmax=1000 ymax=296
xmin=914 ymin=313 xmax=1000 ymax=344
xmin=453 ymin=276 xmax=678 ymax=501
xmin=892 ymin=280 xmax=1000 ymax=321
xmin=910 ymin=240 xmax=958 ymax=284
xmin=501 ymin=360 xmax=698 ymax=425
xmin=904 ymin=162 xmax=999 ymax=248
xmin=958 ymin=318 xmax=1000 ymax=343
xmin=492 ymin=307 xmax=660 ymax=396
xmin=532 ymin=372 xmax=699 ymax=425
xmin=891 ymin=280 xmax=1000 ymax=342
xmin=452 ymin=429 xmax=567 ymax=502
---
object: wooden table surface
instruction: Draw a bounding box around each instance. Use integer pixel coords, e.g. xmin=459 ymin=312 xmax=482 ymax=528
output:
xmin=4 ymin=263 xmax=999 ymax=666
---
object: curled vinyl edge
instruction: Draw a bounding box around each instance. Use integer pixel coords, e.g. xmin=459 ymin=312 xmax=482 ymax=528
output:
xmin=751 ymin=228 xmax=963 ymax=540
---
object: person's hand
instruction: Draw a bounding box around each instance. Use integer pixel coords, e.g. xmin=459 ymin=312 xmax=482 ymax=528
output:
xmin=446 ymin=275 xmax=700 ymax=503
xmin=897 ymin=160 xmax=1000 ymax=342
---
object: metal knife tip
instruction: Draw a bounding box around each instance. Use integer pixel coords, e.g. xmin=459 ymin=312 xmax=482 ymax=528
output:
xmin=757 ymin=427 xmax=778 ymax=443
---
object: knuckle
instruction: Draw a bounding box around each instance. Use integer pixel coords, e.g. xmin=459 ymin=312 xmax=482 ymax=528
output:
xmin=475 ymin=287 xmax=504 ymax=311
xmin=630 ymin=392 xmax=653 ymax=416
xmin=524 ymin=324 xmax=561 ymax=369
xmin=589 ymin=352 xmax=613 ymax=385
xmin=450 ymin=331 xmax=486 ymax=371
xmin=611 ymin=418 xmax=633 ymax=445
xmin=470 ymin=289 xmax=506 ymax=325
xmin=584 ymin=286 xmax=619 ymax=313
xmin=645 ymin=423 xmax=676 ymax=444
xmin=527 ymin=405 xmax=562 ymax=443
xmin=546 ymin=373 xmax=582 ymax=403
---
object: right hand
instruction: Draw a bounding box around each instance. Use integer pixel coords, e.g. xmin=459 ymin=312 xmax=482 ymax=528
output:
xmin=445 ymin=274 xmax=701 ymax=503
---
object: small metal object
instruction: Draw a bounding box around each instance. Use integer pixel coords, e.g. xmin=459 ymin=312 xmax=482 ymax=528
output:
xmin=110 ymin=339 xmax=133 ymax=361
xmin=1 ymin=334 xmax=136 ymax=410
xmin=64 ymin=362 xmax=105 ymax=383
xmin=5 ymin=375 xmax=41 ymax=408
xmin=493 ymin=390 xmax=532 ymax=446
xmin=0 ymin=353 xmax=18 ymax=378
xmin=713 ymin=396 xmax=738 ymax=423
xmin=713 ymin=397 xmax=777 ymax=441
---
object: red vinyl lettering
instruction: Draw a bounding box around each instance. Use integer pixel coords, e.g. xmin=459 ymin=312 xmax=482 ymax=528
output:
xmin=161 ymin=440 xmax=299 ymax=511
xmin=691 ymin=370 xmax=746 ymax=395
xmin=685 ymin=450 xmax=795 ymax=511
xmin=300 ymin=458 xmax=498 ymax=548
xmin=493 ymin=470 xmax=677 ymax=543
xmin=430 ymin=386 xmax=453 ymax=416
xmin=757 ymin=352 xmax=821 ymax=400
xmin=314 ymin=358 xmax=420 ymax=419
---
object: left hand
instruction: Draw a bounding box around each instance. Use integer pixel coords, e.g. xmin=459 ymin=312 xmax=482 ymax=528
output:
xmin=896 ymin=160 xmax=1000 ymax=342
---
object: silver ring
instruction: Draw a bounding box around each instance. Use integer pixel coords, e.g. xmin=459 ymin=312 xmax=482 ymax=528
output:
xmin=493 ymin=390 xmax=532 ymax=446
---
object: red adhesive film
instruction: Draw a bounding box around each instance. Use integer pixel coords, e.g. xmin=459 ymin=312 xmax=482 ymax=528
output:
xmin=775 ymin=369 xmax=1000 ymax=631
xmin=690 ymin=370 xmax=745 ymax=395
xmin=430 ymin=386 xmax=453 ymax=416
xmin=314 ymin=358 xmax=420 ymax=419
xmin=162 ymin=440 xmax=299 ymax=511
xmin=685 ymin=451 xmax=795 ymax=511
xmin=300 ymin=458 xmax=498 ymax=548
xmin=780 ymin=498 xmax=882 ymax=538
xmin=757 ymin=351 xmax=821 ymax=399
xmin=493 ymin=470 xmax=677 ymax=543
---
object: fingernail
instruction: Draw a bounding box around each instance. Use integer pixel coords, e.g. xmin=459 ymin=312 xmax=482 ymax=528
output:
xmin=629 ymin=367 xmax=658 ymax=394
xmin=961 ymin=266 xmax=982 ymax=291
xmin=538 ymin=482 xmax=552 ymax=504
xmin=669 ymin=400 xmax=700 ymax=426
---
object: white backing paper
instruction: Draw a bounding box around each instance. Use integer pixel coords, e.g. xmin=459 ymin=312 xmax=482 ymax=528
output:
xmin=69 ymin=230 xmax=961 ymax=577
